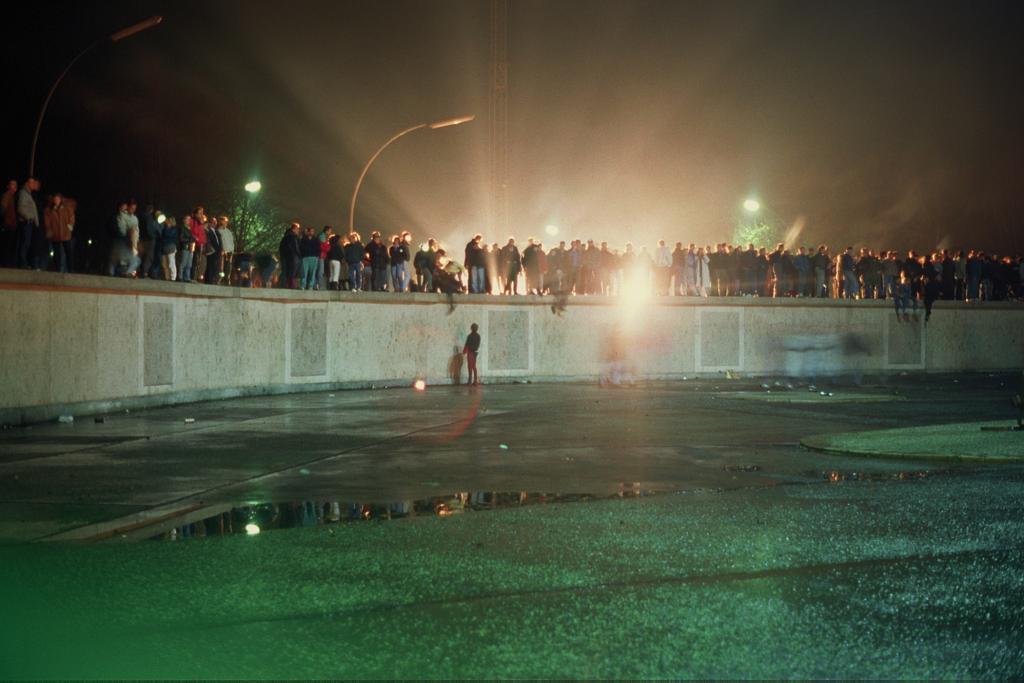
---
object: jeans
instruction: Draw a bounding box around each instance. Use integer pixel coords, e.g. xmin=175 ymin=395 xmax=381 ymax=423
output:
xmin=140 ymin=240 xmax=156 ymax=278
xmin=347 ymin=262 xmax=363 ymax=291
xmin=967 ymin=276 xmax=980 ymax=301
xmin=16 ymin=221 xmax=34 ymax=268
xmin=205 ymin=251 xmax=221 ymax=285
xmin=125 ymin=253 xmax=141 ymax=276
xmin=391 ymin=262 xmax=410 ymax=292
xmin=470 ymin=266 xmax=486 ymax=293
xmin=161 ymin=251 xmax=177 ymax=280
xmin=300 ymin=256 xmax=318 ymax=289
xmin=843 ymin=271 xmax=858 ymax=299
xmin=52 ymin=240 xmax=74 ymax=273
xmin=814 ymin=268 xmax=827 ymax=297
xmin=179 ymin=249 xmax=194 ymax=281
xmin=420 ymin=267 xmax=433 ymax=293
xmin=372 ymin=267 xmax=387 ymax=291
xmin=315 ymin=258 xmax=325 ymax=290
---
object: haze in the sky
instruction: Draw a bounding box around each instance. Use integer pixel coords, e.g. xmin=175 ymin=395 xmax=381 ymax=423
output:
xmin=5 ymin=0 xmax=1023 ymax=253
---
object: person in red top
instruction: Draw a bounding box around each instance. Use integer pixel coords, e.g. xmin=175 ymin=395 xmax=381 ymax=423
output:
xmin=316 ymin=226 xmax=332 ymax=291
xmin=189 ymin=207 xmax=208 ymax=282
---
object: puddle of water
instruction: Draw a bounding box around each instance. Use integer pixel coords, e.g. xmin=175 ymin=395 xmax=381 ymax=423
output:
xmin=154 ymin=484 xmax=661 ymax=541
xmin=807 ymin=469 xmax=950 ymax=483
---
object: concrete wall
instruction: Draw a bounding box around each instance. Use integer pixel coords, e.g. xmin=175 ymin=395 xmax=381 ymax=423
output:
xmin=1 ymin=270 xmax=1022 ymax=424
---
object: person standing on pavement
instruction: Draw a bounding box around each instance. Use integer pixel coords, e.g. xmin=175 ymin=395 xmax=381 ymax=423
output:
xmin=463 ymin=322 xmax=482 ymax=386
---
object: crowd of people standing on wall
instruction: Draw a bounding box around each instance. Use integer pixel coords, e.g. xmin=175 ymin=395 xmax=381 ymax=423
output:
xmin=3 ymin=177 xmax=1023 ymax=309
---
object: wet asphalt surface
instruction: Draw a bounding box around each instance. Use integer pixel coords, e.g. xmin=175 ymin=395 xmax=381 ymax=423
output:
xmin=0 ymin=373 xmax=1023 ymax=678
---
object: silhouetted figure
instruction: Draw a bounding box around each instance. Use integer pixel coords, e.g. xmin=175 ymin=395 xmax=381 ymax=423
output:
xmin=463 ymin=323 xmax=481 ymax=385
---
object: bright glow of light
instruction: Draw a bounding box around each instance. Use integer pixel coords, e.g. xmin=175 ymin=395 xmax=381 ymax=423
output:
xmin=245 ymin=180 xmax=262 ymax=194
xmin=156 ymin=213 xmax=166 ymax=224
xmin=743 ymin=198 xmax=761 ymax=213
xmin=413 ymin=379 xmax=426 ymax=391
xmin=545 ymin=224 xmax=559 ymax=236
xmin=428 ymin=114 xmax=476 ymax=129
xmin=245 ymin=523 xmax=261 ymax=535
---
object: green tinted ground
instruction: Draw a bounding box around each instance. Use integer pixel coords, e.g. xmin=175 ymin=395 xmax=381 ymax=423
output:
xmin=1 ymin=475 xmax=1023 ymax=679
xmin=1 ymin=375 xmax=1023 ymax=678
xmin=803 ymin=421 xmax=1024 ymax=461
xmin=718 ymin=390 xmax=903 ymax=403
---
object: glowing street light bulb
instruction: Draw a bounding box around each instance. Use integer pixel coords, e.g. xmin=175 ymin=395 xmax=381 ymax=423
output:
xmin=245 ymin=523 xmax=261 ymax=536
xmin=244 ymin=180 xmax=262 ymax=194
xmin=545 ymin=224 xmax=559 ymax=236
xmin=743 ymin=198 xmax=761 ymax=213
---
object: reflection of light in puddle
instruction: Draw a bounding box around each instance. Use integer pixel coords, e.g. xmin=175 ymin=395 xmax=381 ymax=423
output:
xmin=816 ymin=469 xmax=945 ymax=483
xmin=154 ymin=487 xmax=664 ymax=541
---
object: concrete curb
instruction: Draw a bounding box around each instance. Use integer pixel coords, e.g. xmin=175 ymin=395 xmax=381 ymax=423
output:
xmin=800 ymin=431 xmax=1024 ymax=462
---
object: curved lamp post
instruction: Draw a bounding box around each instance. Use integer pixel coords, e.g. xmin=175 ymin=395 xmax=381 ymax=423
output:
xmin=29 ymin=15 xmax=163 ymax=177
xmin=348 ymin=114 xmax=475 ymax=234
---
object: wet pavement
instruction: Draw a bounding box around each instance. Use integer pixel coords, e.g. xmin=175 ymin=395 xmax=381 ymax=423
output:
xmin=1 ymin=374 xmax=1023 ymax=677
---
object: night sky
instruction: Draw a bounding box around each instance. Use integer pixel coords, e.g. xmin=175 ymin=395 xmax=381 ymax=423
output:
xmin=4 ymin=0 xmax=1023 ymax=253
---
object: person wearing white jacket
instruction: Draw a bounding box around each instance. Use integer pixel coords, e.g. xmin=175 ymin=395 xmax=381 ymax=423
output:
xmin=698 ymin=246 xmax=711 ymax=297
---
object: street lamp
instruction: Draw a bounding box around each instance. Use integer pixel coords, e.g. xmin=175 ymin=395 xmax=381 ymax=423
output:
xmin=743 ymin=198 xmax=761 ymax=213
xmin=348 ymin=114 xmax=475 ymax=234
xmin=245 ymin=180 xmax=262 ymax=194
xmin=29 ymin=15 xmax=164 ymax=177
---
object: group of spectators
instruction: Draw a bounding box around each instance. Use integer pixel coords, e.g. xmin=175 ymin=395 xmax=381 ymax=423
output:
xmin=3 ymin=177 xmax=1023 ymax=310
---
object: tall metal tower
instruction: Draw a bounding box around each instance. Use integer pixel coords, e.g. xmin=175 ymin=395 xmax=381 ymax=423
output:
xmin=489 ymin=0 xmax=509 ymax=236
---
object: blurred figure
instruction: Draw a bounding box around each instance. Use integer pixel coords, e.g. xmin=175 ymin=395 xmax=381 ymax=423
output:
xmin=500 ymin=237 xmax=521 ymax=294
xmin=218 ymin=217 xmax=235 ymax=285
xmin=278 ymin=222 xmax=301 ymax=289
xmin=177 ymin=214 xmax=195 ymax=282
xmin=159 ymin=216 xmax=178 ymax=281
xmin=43 ymin=193 xmax=75 ymax=273
xmin=462 ymin=322 xmax=481 ymax=385
xmin=299 ymin=225 xmax=319 ymax=290
xmin=16 ymin=177 xmax=41 ymax=269
xmin=343 ymin=231 xmax=364 ymax=291
xmin=204 ymin=215 xmax=223 ymax=285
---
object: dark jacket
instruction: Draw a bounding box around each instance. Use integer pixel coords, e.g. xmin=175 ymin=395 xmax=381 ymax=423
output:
xmin=205 ymin=225 xmax=223 ymax=254
xmin=159 ymin=224 xmax=179 ymax=254
xmin=141 ymin=213 xmax=161 ymax=242
xmin=343 ymin=241 xmax=364 ymax=265
xmin=465 ymin=240 xmax=485 ymax=269
xmin=299 ymin=235 xmax=320 ymax=258
xmin=328 ymin=237 xmax=344 ymax=262
xmin=367 ymin=240 xmax=389 ymax=268
xmin=279 ymin=231 xmax=301 ymax=265
xmin=500 ymin=244 xmax=521 ymax=274
xmin=390 ymin=243 xmax=411 ymax=264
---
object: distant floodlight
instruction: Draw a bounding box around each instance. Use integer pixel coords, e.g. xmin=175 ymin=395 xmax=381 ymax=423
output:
xmin=245 ymin=180 xmax=262 ymax=194
xmin=245 ymin=523 xmax=261 ymax=536
xmin=413 ymin=379 xmax=427 ymax=391
xmin=743 ymin=198 xmax=761 ymax=213
xmin=545 ymin=224 xmax=559 ymax=236
xmin=156 ymin=213 xmax=166 ymax=224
